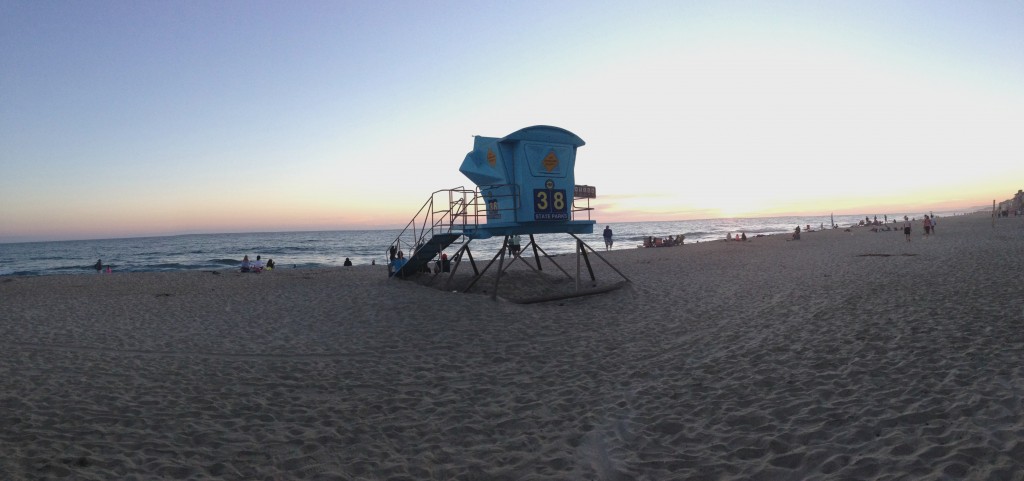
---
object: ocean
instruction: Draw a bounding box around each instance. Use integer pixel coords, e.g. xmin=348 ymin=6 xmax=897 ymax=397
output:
xmin=0 ymin=213 xmax=944 ymax=276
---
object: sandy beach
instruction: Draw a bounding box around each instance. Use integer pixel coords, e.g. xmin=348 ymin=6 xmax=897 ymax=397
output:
xmin=1 ymin=212 xmax=1022 ymax=480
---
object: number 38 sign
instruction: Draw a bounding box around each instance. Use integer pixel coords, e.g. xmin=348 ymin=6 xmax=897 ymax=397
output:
xmin=533 ymin=188 xmax=569 ymax=220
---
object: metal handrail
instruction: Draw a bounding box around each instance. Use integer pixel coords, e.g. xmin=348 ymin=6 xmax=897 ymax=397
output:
xmin=386 ymin=186 xmax=493 ymax=264
xmin=572 ymin=196 xmax=593 ymax=221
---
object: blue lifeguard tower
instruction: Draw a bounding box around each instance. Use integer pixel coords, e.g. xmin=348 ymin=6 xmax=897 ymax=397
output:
xmin=386 ymin=125 xmax=628 ymax=302
xmin=457 ymin=126 xmax=594 ymax=238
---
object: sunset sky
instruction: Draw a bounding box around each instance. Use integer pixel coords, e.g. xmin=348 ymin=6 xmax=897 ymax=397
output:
xmin=2 ymin=1 xmax=1022 ymax=242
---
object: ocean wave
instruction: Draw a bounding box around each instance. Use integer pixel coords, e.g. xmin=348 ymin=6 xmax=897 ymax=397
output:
xmin=53 ymin=265 xmax=98 ymax=272
xmin=272 ymin=262 xmax=330 ymax=270
xmin=249 ymin=246 xmax=322 ymax=254
xmin=1 ymin=270 xmax=41 ymax=276
xmin=27 ymin=255 xmax=67 ymax=261
xmin=146 ymin=263 xmax=191 ymax=270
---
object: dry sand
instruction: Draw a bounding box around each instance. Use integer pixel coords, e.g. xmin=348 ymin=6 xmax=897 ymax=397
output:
xmin=1 ymin=212 xmax=1022 ymax=480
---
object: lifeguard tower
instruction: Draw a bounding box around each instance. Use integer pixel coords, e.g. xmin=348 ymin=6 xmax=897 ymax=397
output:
xmin=386 ymin=125 xmax=628 ymax=302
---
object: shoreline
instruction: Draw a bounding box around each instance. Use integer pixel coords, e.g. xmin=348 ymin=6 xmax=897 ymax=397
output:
xmin=0 ymin=210 xmax=991 ymax=278
xmin=1 ymin=211 xmax=1022 ymax=479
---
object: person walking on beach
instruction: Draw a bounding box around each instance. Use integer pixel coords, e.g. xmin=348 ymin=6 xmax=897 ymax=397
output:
xmin=930 ymin=215 xmax=936 ymax=234
xmin=903 ymin=216 xmax=912 ymax=242
xmin=923 ymin=215 xmax=932 ymax=236
xmin=603 ymin=226 xmax=613 ymax=250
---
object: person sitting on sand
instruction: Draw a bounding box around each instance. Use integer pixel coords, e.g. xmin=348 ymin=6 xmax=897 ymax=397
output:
xmin=265 ymin=258 xmax=275 ymax=270
xmin=792 ymin=226 xmax=801 ymax=240
xmin=741 ymin=232 xmax=747 ymax=241
xmin=344 ymin=258 xmax=353 ymax=266
xmin=253 ymin=256 xmax=265 ymax=272
xmin=240 ymin=255 xmax=252 ymax=272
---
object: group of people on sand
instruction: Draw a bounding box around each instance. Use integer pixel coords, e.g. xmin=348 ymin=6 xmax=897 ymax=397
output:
xmin=728 ymin=232 xmax=750 ymax=242
xmin=785 ymin=214 xmax=940 ymax=243
xmin=789 ymin=225 xmax=821 ymax=240
xmin=642 ymin=234 xmax=684 ymax=248
xmin=240 ymin=255 xmax=274 ymax=273
xmin=866 ymin=214 xmax=939 ymax=242
xmin=388 ymin=242 xmax=454 ymax=275
xmin=900 ymin=214 xmax=937 ymax=242
xmin=389 ymin=245 xmax=407 ymax=274
xmin=860 ymin=216 xmax=887 ymax=226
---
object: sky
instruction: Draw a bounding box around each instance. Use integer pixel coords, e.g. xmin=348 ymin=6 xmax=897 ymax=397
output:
xmin=2 ymin=0 xmax=1022 ymax=242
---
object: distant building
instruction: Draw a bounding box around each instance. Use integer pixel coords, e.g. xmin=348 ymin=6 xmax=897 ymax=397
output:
xmin=997 ymin=189 xmax=1023 ymax=216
